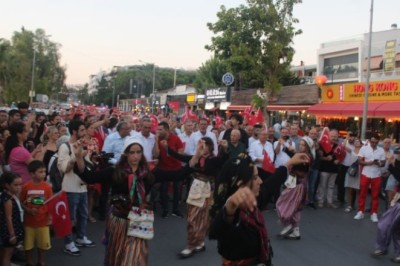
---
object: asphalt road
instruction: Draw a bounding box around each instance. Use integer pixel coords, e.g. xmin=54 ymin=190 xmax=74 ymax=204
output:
xmin=20 ymin=202 xmax=395 ymax=266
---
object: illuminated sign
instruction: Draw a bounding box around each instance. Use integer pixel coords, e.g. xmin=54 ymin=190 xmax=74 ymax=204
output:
xmin=322 ymin=79 xmax=400 ymax=102
xmin=205 ymin=88 xmax=227 ymax=101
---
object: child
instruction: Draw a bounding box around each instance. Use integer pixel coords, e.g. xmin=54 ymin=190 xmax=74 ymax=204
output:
xmin=20 ymin=160 xmax=53 ymax=266
xmin=0 ymin=172 xmax=24 ymax=266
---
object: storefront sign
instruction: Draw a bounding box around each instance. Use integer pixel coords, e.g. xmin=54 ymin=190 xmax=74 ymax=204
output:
xmin=206 ymin=88 xmax=227 ymax=101
xmin=187 ymin=93 xmax=196 ymax=104
xmin=383 ymin=40 xmax=396 ymax=71
xmin=322 ymin=79 xmax=400 ymax=102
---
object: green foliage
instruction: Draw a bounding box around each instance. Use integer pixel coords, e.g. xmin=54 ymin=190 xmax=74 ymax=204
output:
xmin=251 ymin=94 xmax=264 ymax=109
xmin=0 ymin=28 xmax=66 ymax=104
xmin=206 ymin=0 xmax=302 ymax=94
xmin=193 ymin=57 xmax=227 ymax=93
xmin=90 ymin=65 xmax=197 ymax=107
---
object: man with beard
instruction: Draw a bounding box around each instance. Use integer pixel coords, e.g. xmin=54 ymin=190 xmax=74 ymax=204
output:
xmin=59 ymin=120 xmax=95 ymax=256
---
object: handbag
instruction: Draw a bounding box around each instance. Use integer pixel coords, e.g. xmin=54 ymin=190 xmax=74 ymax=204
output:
xmin=347 ymin=161 xmax=359 ymax=177
xmin=127 ymin=207 xmax=154 ymax=239
xmin=126 ymin=173 xmax=154 ymax=239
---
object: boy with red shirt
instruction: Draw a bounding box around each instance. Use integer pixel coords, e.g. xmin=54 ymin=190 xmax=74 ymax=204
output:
xmin=20 ymin=160 xmax=53 ymax=266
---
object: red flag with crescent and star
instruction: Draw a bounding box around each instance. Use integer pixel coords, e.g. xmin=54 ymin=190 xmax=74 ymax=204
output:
xmin=45 ymin=191 xmax=72 ymax=238
xmin=333 ymin=143 xmax=346 ymax=162
xmin=319 ymin=127 xmax=333 ymax=154
xmin=262 ymin=149 xmax=276 ymax=173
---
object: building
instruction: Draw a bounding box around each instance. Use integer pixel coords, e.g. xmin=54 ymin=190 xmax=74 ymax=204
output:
xmin=308 ymin=24 xmax=400 ymax=139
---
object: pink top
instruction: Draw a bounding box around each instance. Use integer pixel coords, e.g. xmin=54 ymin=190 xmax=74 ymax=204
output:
xmin=9 ymin=146 xmax=32 ymax=184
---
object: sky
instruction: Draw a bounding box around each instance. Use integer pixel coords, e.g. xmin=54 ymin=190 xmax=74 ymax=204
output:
xmin=1 ymin=0 xmax=399 ymax=85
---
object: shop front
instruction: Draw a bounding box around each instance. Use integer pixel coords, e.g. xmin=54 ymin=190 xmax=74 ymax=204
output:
xmin=308 ymin=79 xmax=400 ymax=140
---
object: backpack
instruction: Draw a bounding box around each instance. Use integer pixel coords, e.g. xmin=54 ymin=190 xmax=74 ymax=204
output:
xmin=48 ymin=142 xmax=71 ymax=193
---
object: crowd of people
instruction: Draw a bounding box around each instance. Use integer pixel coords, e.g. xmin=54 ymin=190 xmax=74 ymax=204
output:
xmin=0 ymin=101 xmax=399 ymax=266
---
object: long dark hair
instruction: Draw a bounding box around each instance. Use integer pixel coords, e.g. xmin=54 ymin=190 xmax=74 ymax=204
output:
xmin=4 ymin=121 xmax=25 ymax=163
xmin=113 ymin=143 xmax=153 ymax=190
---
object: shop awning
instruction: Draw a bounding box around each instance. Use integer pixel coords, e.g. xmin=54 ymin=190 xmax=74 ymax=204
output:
xmin=267 ymin=105 xmax=311 ymax=111
xmin=308 ymin=102 xmax=400 ymax=117
xmin=374 ymin=102 xmax=400 ymax=117
xmin=227 ymin=104 xmax=250 ymax=111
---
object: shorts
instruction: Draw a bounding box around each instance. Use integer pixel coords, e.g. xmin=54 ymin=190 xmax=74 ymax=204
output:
xmin=385 ymin=175 xmax=399 ymax=192
xmin=24 ymin=226 xmax=51 ymax=251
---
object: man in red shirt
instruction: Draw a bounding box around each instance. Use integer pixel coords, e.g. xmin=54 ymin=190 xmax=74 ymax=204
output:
xmin=155 ymin=121 xmax=185 ymax=218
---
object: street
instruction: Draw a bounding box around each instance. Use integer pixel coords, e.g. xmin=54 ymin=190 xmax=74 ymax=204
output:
xmin=33 ymin=201 xmax=395 ymax=266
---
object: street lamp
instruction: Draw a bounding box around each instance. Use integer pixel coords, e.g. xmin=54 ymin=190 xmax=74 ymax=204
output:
xmin=30 ymin=34 xmax=51 ymax=105
xmin=105 ymin=76 xmax=115 ymax=107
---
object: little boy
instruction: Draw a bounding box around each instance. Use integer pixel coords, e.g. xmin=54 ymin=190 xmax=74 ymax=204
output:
xmin=20 ymin=160 xmax=53 ymax=266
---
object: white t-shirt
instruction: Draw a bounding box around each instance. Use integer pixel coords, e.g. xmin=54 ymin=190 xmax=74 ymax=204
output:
xmin=273 ymin=140 xmax=296 ymax=167
xmin=358 ymin=145 xmax=385 ymax=178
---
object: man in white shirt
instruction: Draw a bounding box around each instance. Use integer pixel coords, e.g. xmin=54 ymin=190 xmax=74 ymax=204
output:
xmin=274 ymin=127 xmax=296 ymax=167
xmin=249 ymin=129 xmax=275 ymax=180
xmin=248 ymin=124 xmax=262 ymax=148
xmin=187 ymin=118 xmax=218 ymax=156
xmin=354 ymin=135 xmax=386 ymax=222
xmin=179 ymin=119 xmax=195 ymax=155
xmin=136 ymin=118 xmax=159 ymax=162
xmin=102 ymin=122 xmax=131 ymax=164
xmin=58 ymin=120 xmax=95 ymax=256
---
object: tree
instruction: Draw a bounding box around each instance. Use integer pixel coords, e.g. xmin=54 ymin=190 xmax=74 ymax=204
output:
xmin=206 ymin=0 xmax=302 ymax=94
xmin=0 ymin=28 xmax=66 ymax=104
xmin=193 ymin=57 xmax=227 ymax=93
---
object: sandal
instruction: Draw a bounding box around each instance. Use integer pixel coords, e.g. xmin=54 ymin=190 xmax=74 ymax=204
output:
xmin=344 ymin=206 xmax=352 ymax=213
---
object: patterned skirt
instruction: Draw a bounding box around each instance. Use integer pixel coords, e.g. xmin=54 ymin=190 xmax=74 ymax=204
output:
xmin=104 ymin=213 xmax=148 ymax=266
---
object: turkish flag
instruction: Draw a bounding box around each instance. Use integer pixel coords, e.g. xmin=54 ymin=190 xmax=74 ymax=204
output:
xmin=255 ymin=108 xmax=264 ymax=124
xmin=243 ymin=105 xmax=253 ymax=119
xmin=45 ymin=191 xmax=72 ymax=238
xmin=333 ymin=143 xmax=346 ymax=162
xmin=181 ymin=105 xmax=190 ymax=123
xmin=149 ymin=114 xmax=158 ymax=133
xmin=215 ymin=111 xmax=223 ymax=127
xmin=319 ymin=127 xmax=333 ymax=154
xmin=262 ymin=149 xmax=276 ymax=173
xmin=188 ymin=108 xmax=198 ymax=122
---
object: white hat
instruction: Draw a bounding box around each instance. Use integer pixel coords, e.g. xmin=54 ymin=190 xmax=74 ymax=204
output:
xmin=122 ymin=137 xmax=144 ymax=153
xmin=302 ymin=136 xmax=315 ymax=159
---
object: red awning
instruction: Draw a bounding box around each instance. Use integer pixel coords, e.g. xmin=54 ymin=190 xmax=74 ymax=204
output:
xmin=374 ymin=102 xmax=400 ymax=117
xmin=308 ymin=102 xmax=400 ymax=117
xmin=227 ymin=105 xmax=250 ymax=111
xmin=363 ymin=56 xmax=382 ymax=70
xmin=267 ymin=105 xmax=311 ymax=111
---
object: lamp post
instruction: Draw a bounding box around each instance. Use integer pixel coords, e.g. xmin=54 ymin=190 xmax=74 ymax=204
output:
xmin=361 ymin=0 xmax=374 ymax=141
xmin=30 ymin=34 xmax=51 ymax=105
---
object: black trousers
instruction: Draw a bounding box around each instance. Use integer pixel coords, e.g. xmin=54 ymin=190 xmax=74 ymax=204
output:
xmin=337 ymin=165 xmax=349 ymax=203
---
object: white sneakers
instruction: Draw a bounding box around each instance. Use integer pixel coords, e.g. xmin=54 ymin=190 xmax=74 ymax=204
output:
xmin=75 ymin=236 xmax=95 ymax=247
xmin=64 ymin=242 xmax=80 ymax=256
xmin=353 ymin=211 xmax=364 ymax=220
xmin=279 ymin=224 xmax=293 ymax=237
xmin=370 ymin=213 xmax=379 ymax=223
xmin=285 ymin=227 xmax=301 ymax=240
xmin=353 ymin=211 xmax=379 ymax=222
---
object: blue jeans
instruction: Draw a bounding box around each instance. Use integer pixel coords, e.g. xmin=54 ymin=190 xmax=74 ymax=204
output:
xmin=308 ymin=169 xmax=319 ymax=203
xmin=65 ymin=192 xmax=88 ymax=244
